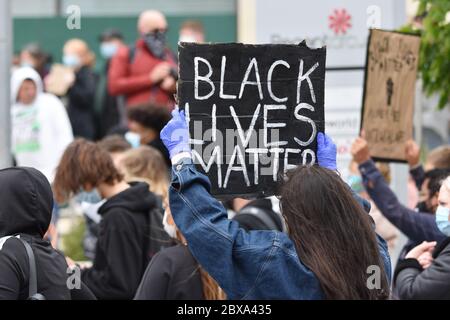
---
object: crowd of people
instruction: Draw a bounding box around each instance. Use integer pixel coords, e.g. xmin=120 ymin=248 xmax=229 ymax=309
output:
xmin=1 ymin=8 xmax=449 ymax=300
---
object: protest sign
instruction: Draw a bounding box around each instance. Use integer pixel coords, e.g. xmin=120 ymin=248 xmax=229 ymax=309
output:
xmin=361 ymin=29 xmax=421 ymax=162
xmin=178 ymin=42 xmax=326 ymax=198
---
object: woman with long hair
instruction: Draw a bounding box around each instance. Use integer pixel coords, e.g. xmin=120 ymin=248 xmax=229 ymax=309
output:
xmin=159 ymin=109 xmax=391 ymax=300
xmin=134 ymin=206 xmax=225 ymax=300
xmin=281 ymin=165 xmax=389 ymax=299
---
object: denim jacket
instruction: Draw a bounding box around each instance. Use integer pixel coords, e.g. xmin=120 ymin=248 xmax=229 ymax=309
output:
xmin=169 ymin=158 xmax=392 ymax=299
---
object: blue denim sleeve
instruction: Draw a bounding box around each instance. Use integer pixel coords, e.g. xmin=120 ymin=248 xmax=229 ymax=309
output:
xmin=359 ymin=159 xmax=446 ymax=243
xmin=169 ymin=161 xmax=281 ymax=299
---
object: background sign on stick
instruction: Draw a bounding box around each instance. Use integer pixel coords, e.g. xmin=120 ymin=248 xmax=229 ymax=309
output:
xmin=361 ymin=29 xmax=420 ymax=162
xmin=178 ymin=42 xmax=326 ymax=198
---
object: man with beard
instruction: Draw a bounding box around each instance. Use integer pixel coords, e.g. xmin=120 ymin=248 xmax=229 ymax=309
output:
xmin=108 ymin=10 xmax=177 ymax=110
xmin=351 ymin=135 xmax=450 ymax=264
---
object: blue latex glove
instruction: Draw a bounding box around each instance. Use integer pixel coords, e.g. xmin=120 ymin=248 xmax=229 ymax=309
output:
xmin=160 ymin=108 xmax=191 ymax=159
xmin=317 ymin=132 xmax=337 ymax=170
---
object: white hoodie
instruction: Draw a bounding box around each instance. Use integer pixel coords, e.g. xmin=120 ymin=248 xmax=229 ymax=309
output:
xmin=11 ymin=67 xmax=73 ymax=183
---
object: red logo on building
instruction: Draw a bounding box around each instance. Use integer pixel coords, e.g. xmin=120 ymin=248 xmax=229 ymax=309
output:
xmin=328 ymin=8 xmax=352 ymax=35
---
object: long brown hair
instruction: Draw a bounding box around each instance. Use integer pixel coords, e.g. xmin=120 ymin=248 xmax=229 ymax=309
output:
xmin=280 ymin=165 xmax=390 ymax=300
xmin=198 ymin=268 xmax=226 ymax=300
xmin=53 ymin=139 xmax=123 ymax=203
xmin=167 ymin=207 xmax=226 ymax=300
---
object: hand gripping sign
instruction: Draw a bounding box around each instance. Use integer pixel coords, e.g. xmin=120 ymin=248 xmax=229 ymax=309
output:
xmin=178 ymin=42 xmax=326 ymax=198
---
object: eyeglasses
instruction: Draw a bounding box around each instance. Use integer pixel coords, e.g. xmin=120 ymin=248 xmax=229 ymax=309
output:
xmin=146 ymin=28 xmax=168 ymax=35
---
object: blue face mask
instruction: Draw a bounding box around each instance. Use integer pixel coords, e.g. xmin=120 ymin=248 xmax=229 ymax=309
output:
xmin=63 ymin=54 xmax=81 ymax=68
xmin=124 ymin=131 xmax=141 ymax=148
xmin=347 ymin=174 xmax=364 ymax=194
xmin=435 ymin=205 xmax=450 ymax=236
xmin=100 ymin=42 xmax=118 ymax=59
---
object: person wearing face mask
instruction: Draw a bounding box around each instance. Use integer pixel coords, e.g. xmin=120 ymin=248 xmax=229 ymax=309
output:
xmin=10 ymin=67 xmax=73 ymax=183
xmin=351 ymin=135 xmax=450 ymax=265
xmin=53 ymin=139 xmax=168 ymax=300
xmin=126 ymin=103 xmax=171 ymax=167
xmin=134 ymin=206 xmax=225 ymax=300
xmin=108 ymin=10 xmax=177 ymax=109
xmin=96 ymin=29 xmax=127 ymax=138
xmin=393 ymin=175 xmax=450 ymax=299
xmin=62 ymin=38 xmax=98 ymax=140
xmin=178 ymin=20 xmax=205 ymax=44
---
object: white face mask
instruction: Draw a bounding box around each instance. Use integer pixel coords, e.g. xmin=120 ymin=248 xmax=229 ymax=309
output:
xmin=163 ymin=210 xmax=177 ymax=239
xmin=178 ymin=35 xmax=197 ymax=43
xmin=436 ymin=205 xmax=450 ymax=236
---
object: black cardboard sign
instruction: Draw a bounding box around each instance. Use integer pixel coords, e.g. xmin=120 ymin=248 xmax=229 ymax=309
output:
xmin=178 ymin=42 xmax=326 ymax=198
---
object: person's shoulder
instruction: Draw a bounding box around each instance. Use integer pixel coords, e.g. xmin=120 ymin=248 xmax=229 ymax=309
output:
xmin=153 ymin=244 xmax=193 ymax=265
xmin=99 ymin=207 xmax=138 ymax=234
xmin=0 ymin=236 xmax=26 ymax=251
xmin=161 ymin=244 xmax=190 ymax=257
xmin=101 ymin=207 xmax=132 ymax=223
xmin=115 ymin=44 xmax=132 ymax=59
xmin=0 ymin=236 xmax=27 ymax=263
xmin=262 ymin=230 xmax=300 ymax=260
xmin=39 ymin=93 xmax=64 ymax=108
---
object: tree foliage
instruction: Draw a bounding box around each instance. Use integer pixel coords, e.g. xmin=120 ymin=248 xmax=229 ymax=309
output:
xmin=400 ymin=0 xmax=450 ymax=109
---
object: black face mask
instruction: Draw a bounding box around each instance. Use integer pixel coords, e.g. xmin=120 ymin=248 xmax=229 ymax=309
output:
xmin=143 ymin=31 xmax=166 ymax=59
xmin=417 ymin=201 xmax=432 ymax=213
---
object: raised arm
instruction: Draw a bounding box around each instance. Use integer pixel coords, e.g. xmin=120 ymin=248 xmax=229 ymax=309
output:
xmin=351 ymin=137 xmax=445 ymax=243
xmin=161 ymin=109 xmax=279 ymax=299
xmin=405 ymin=139 xmax=425 ymax=189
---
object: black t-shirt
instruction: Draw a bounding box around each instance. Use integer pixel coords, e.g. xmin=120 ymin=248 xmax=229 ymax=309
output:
xmin=134 ymin=244 xmax=204 ymax=300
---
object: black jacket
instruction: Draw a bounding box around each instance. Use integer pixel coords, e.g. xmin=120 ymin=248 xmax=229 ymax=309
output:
xmin=0 ymin=167 xmax=70 ymax=300
xmin=394 ymin=237 xmax=450 ymax=299
xmin=97 ymin=60 xmax=126 ymax=138
xmin=67 ymin=66 xmax=97 ymax=140
xmin=81 ymin=182 xmax=170 ymax=300
xmin=134 ymin=244 xmax=204 ymax=300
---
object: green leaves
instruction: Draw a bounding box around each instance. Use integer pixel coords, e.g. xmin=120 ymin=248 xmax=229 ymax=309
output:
xmin=402 ymin=0 xmax=450 ymax=109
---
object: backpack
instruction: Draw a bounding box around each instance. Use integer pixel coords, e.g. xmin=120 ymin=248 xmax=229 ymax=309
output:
xmin=18 ymin=238 xmax=46 ymax=300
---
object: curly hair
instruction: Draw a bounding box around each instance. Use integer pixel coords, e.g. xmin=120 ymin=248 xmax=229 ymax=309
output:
xmin=127 ymin=103 xmax=171 ymax=132
xmin=53 ymin=139 xmax=123 ymax=203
